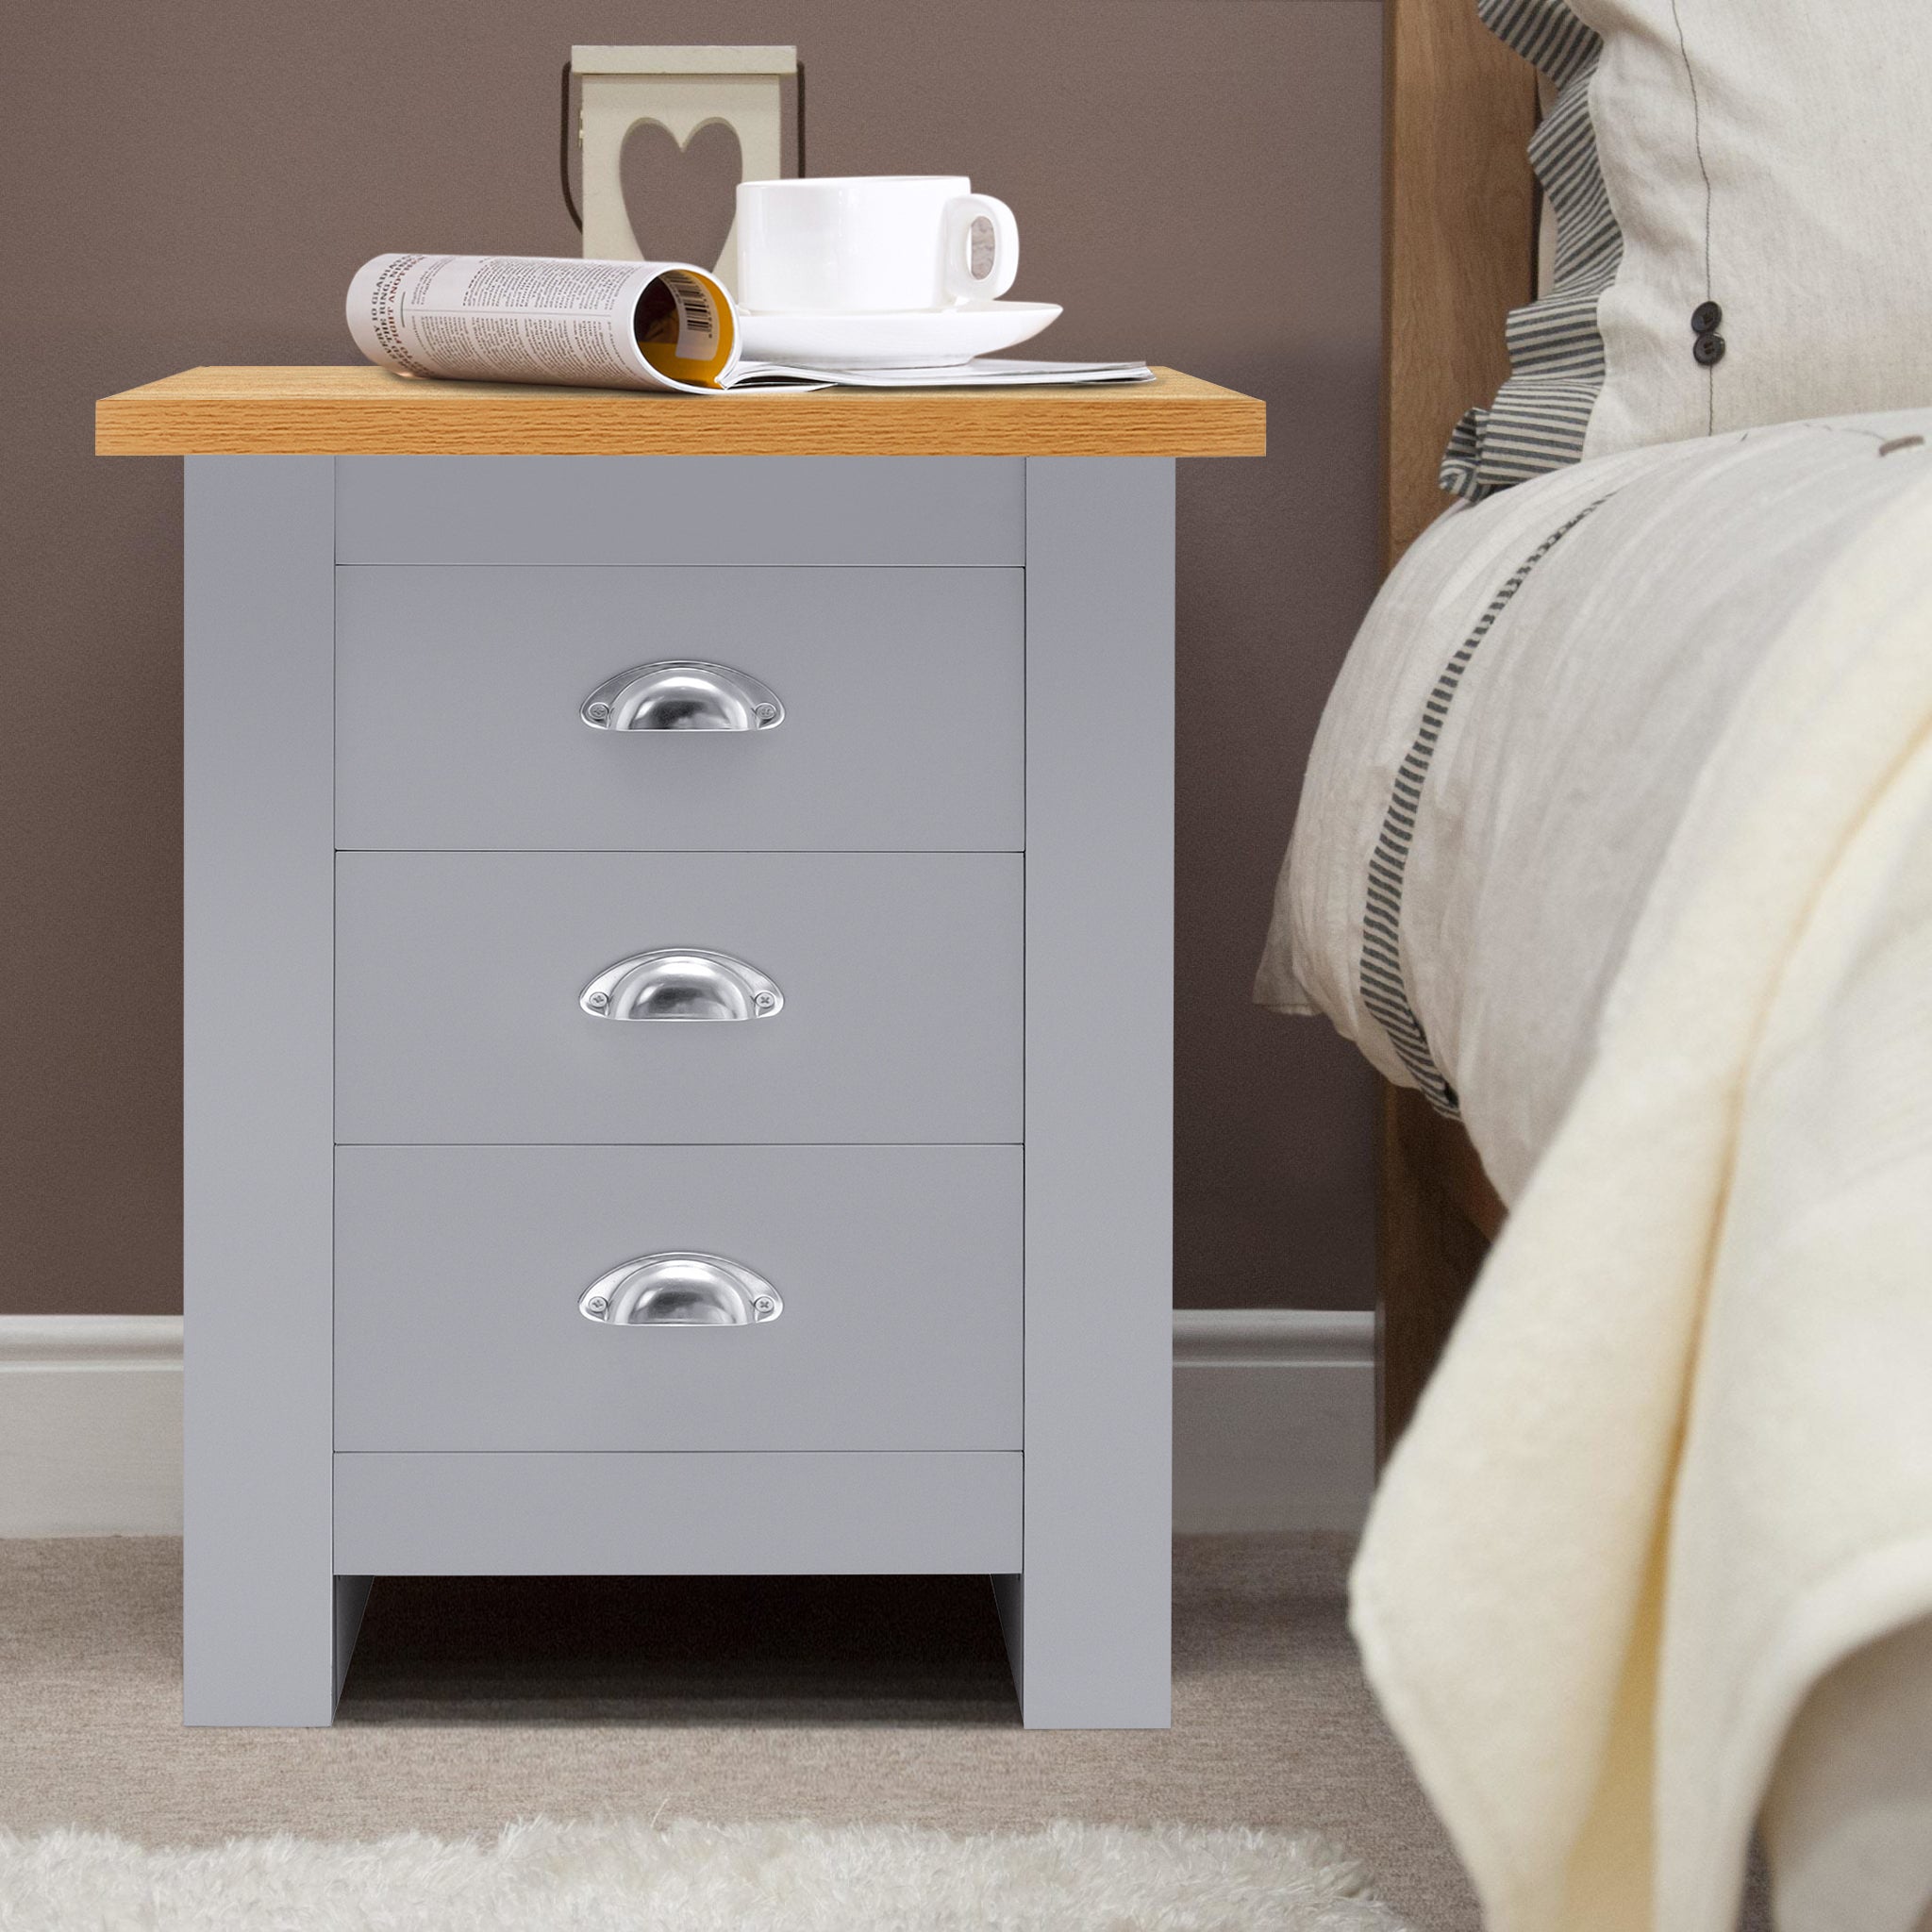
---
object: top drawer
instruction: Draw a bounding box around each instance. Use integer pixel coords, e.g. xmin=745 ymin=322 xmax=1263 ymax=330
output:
xmin=336 ymin=566 xmax=1024 ymax=852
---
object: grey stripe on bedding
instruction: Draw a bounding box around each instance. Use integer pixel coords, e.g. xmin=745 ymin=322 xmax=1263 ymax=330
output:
xmin=1441 ymin=0 xmax=1622 ymax=503
xmin=1359 ymin=496 xmax=1612 ymax=1111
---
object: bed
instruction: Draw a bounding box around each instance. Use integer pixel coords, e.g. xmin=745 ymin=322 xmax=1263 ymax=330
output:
xmin=1261 ymin=3 xmax=1932 ymax=1928
xmin=1261 ymin=410 xmax=1932 ymax=1208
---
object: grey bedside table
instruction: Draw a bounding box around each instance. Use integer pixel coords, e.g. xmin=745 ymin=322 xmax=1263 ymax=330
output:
xmin=96 ymin=365 xmax=1266 ymax=1728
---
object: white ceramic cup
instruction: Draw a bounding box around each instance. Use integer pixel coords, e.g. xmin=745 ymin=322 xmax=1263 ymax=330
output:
xmin=734 ymin=175 xmax=1020 ymax=314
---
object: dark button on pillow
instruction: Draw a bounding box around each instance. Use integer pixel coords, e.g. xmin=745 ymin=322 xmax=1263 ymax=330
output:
xmin=1691 ymin=300 xmax=1724 ymax=333
xmin=1693 ymin=330 xmax=1726 ymax=366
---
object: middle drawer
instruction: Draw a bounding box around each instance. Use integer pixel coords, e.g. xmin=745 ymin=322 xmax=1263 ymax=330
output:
xmin=335 ymin=851 xmax=1023 ymax=1144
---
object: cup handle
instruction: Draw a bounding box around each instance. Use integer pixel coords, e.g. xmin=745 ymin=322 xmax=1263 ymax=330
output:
xmin=942 ymin=194 xmax=1020 ymax=306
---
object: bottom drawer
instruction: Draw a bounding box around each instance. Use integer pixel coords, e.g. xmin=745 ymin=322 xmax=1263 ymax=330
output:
xmin=334 ymin=1145 xmax=1021 ymax=1452
xmin=332 ymin=1452 xmax=1023 ymax=1574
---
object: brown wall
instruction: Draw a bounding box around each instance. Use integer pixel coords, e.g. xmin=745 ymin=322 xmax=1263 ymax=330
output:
xmin=1 ymin=0 xmax=1381 ymax=1317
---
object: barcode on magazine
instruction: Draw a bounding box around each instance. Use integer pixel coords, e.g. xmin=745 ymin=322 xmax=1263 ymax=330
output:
xmin=663 ymin=273 xmax=717 ymax=359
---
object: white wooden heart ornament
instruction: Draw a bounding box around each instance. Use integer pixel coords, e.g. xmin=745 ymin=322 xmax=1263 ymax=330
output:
xmin=619 ymin=120 xmax=742 ymax=280
xmin=574 ymin=45 xmax=796 ymax=297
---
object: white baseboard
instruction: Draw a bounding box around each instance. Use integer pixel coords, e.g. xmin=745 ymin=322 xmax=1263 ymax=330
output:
xmin=0 ymin=1310 xmax=1373 ymax=1539
xmin=0 ymin=1317 xmax=184 ymax=1536
xmin=1174 ymin=1308 xmax=1374 ymax=1534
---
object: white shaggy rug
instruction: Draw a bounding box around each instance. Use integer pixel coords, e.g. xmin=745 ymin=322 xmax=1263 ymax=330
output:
xmin=0 ymin=1818 xmax=1413 ymax=1930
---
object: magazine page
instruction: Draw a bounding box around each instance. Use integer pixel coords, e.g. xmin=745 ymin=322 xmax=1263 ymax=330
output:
xmin=732 ymin=358 xmax=1154 ymax=388
xmin=347 ymin=253 xmax=816 ymax=393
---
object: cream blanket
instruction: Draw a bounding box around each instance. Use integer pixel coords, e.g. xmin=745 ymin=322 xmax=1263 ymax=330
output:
xmin=1351 ymin=461 xmax=1932 ymax=1931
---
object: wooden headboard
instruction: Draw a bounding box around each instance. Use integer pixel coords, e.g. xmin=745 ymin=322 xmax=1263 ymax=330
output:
xmin=1383 ymin=0 xmax=1539 ymax=570
xmin=1375 ymin=0 xmax=1537 ymax=1453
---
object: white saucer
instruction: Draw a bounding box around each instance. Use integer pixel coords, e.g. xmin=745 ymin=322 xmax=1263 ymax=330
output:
xmin=737 ymin=301 xmax=1061 ymax=370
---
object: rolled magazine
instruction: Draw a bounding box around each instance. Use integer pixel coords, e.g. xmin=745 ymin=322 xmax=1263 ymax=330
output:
xmin=346 ymin=253 xmax=1149 ymax=391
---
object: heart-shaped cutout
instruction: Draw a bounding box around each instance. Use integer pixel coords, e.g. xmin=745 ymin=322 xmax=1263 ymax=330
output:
xmin=619 ymin=119 xmax=742 ymax=270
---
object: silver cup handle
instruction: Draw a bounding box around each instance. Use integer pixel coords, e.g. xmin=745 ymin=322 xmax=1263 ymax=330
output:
xmin=581 ymin=660 xmax=783 ymax=732
xmin=580 ymin=949 xmax=783 ymax=1023
xmin=579 ymin=1253 xmax=783 ymax=1326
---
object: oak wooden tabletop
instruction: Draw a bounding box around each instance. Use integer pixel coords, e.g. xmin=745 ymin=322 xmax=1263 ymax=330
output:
xmin=96 ymin=365 xmax=1265 ymax=458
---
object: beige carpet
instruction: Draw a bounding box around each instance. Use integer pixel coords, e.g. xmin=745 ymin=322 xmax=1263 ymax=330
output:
xmin=0 ymin=1536 xmax=1476 ymax=1925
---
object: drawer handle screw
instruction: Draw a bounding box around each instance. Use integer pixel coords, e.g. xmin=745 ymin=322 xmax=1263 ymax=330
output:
xmin=584 ymin=1294 xmax=609 ymax=1313
xmin=753 ymin=1295 xmax=778 ymax=1318
xmin=753 ymin=991 xmax=777 ymax=1012
xmin=585 ymin=989 xmax=610 ymax=1009
xmin=753 ymin=703 xmax=779 ymax=724
xmin=585 ymin=700 xmax=613 ymax=724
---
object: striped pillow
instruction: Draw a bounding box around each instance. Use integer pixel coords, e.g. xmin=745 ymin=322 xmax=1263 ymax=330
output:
xmin=1442 ymin=0 xmax=1932 ymax=503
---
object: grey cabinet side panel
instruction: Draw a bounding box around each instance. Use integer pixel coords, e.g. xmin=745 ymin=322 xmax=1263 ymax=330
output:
xmin=335 ymin=457 xmax=1025 ymax=565
xmin=333 ymin=1453 xmax=1024 ymax=1574
xmin=1019 ymin=458 xmax=1175 ymax=1727
xmin=333 ymin=1575 xmax=373 ymax=1704
xmin=183 ymin=456 xmax=338 ymax=1724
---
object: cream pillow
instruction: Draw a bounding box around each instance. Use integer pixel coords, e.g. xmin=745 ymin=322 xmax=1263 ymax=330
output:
xmin=1444 ymin=0 xmax=1932 ymax=500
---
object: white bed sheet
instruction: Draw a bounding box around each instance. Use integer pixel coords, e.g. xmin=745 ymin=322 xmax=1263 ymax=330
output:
xmin=1258 ymin=407 xmax=1932 ymax=1203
